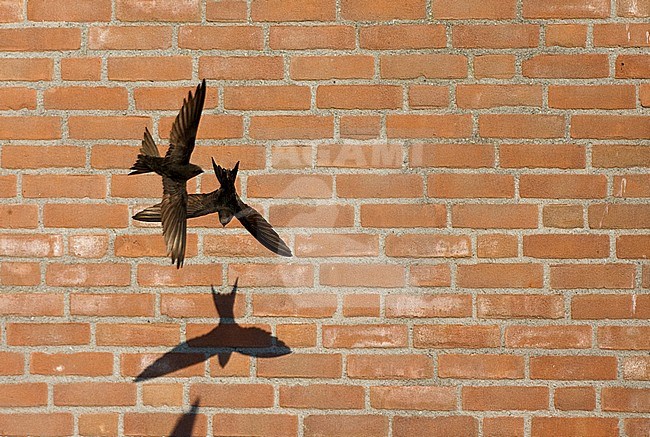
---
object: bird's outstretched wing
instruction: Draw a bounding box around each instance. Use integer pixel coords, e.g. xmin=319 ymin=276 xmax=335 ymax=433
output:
xmin=132 ymin=194 xmax=214 ymax=222
xmin=235 ymin=198 xmax=292 ymax=257
xmin=161 ymin=177 xmax=188 ymax=268
xmin=166 ymin=79 xmax=206 ymax=165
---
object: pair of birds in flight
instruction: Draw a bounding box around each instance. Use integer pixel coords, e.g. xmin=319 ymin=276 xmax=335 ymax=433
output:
xmin=130 ymin=80 xmax=292 ymax=267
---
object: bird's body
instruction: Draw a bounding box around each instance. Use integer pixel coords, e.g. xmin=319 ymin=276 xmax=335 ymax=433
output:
xmin=133 ymin=159 xmax=292 ymax=257
xmin=129 ymin=79 xmax=207 ymax=268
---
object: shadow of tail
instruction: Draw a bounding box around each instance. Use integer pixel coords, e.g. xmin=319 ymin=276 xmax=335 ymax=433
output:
xmin=170 ymin=398 xmax=200 ymax=437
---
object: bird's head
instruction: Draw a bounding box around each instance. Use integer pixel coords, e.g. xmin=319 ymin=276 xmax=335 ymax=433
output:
xmin=212 ymin=158 xmax=240 ymax=226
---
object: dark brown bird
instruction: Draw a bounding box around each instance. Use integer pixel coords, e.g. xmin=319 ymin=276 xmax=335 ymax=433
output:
xmin=133 ymin=159 xmax=292 ymax=257
xmin=129 ymin=80 xmax=207 ymax=268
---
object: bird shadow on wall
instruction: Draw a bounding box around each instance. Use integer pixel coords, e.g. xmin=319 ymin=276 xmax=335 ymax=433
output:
xmin=170 ymin=398 xmax=201 ymax=437
xmin=135 ymin=278 xmax=291 ymax=382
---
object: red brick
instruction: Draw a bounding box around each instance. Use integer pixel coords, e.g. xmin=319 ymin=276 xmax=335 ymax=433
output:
xmin=458 ymin=263 xmax=543 ymax=288
xmin=0 ymin=0 xmax=23 ymax=22
xmin=179 ymin=25 xmax=262 ymax=50
xmin=0 ymin=352 xmax=24 ymax=375
xmin=290 ymin=55 xmax=374 ymax=80
xmin=343 ymin=294 xmax=380 ymax=317
xmin=257 ymin=354 xmax=342 ymax=378
xmin=479 ymin=114 xmax=565 ymax=138
xmin=371 ymin=386 xmax=455 ymax=410
xmin=347 ymin=354 xmax=433 ymax=379
xmin=277 ymin=324 xmax=317 ymax=347
xmin=0 ymin=383 xmax=47 ymax=407
xmin=61 ymin=57 xmax=101 ymax=80
xmin=414 ymin=324 xmax=500 ymax=348
xmin=134 ymin=86 xmax=219 ymax=110
xmin=23 ymin=174 xmax=106 ymax=198
xmin=137 ymin=264 xmax=222 ymax=287
xmin=572 ymin=294 xmax=634 ymax=319
xmin=69 ymin=235 xmax=109 ymax=258
xmin=433 ymin=0 xmax=515 ymax=18
xmin=162 ymin=290 xmax=244 ymax=318
xmin=618 ymin=235 xmax=650 ymax=258
xmin=549 ymin=85 xmax=636 ymax=109
xmin=0 ymin=414 xmax=73 ymax=436
xmin=617 ymin=0 xmax=650 ymax=16
xmin=159 ymin=114 xmax=243 ymax=140
xmin=1 ymin=262 xmax=40 ymax=285
xmin=270 ymin=204 xmax=354 ymax=227
xmin=28 ymin=0 xmax=111 ymax=21
xmin=116 ymin=0 xmax=200 ymax=21
xmin=524 ymin=234 xmax=609 ymax=258
xmin=474 ymin=54 xmax=516 ymax=79
xmin=2 ymin=145 xmax=84 ymax=169
xmin=340 ymin=115 xmax=381 ymax=139
xmin=361 ymin=204 xmax=446 ymax=228
xmin=108 ymin=57 xmax=192 ymax=81
xmin=520 ymin=174 xmax=606 ymax=198
xmin=430 ymin=174 xmax=514 ymax=198
xmin=599 ymin=326 xmax=650 ymax=350
xmin=320 ymin=263 xmax=404 ymax=288
xmin=248 ymin=174 xmax=331 ymax=198
xmin=360 ymin=24 xmax=446 ymax=49
xmin=478 ymin=294 xmax=564 ymax=319
xmin=386 ymin=294 xmax=471 ymax=318
xmin=454 ymin=24 xmax=538 ymax=48
xmin=410 ymin=143 xmax=493 ymax=168
xmin=96 ymin=324 xmax=179 ymax=347
xmin=555 ymin=386 xmax=596 ymax=411
xmin=523 ymin=54 xmax=609 ymax=78
xmin=142 ymin=384 xmax=183 ymax=406
xmin=589 ymin=204 xmax=650 ymax=228
xmin=44 ymin=86 xmax=128 ymax=110
xmin=204 ymin=234 xmax=284 ymax=258
xmin=228 ymin=263 xmax=312 ymax=287
xmin=71 ymin=293 xmax=154 ymax=317
xmin=616 ymin=55 xmax=650 ymax=78
xmin=201 ymin=55 xmax=284 ymax=80
xmin=253 ymin=293 xmax=336 ymax=317
xmin=68 ymin=116 xmax=150 ymax=140
xmin=115 ymin=234 xmax=198 ymax=258
xmin=272 ymin=145 xmax=311 ymax=169
xmin=603 ymin=387 xmax=650 ymax=412
xmin=500 ymin=144 xmax=585 ymax=168
xmin=317 ymin=85 xmax=401 ymax=110
xmin=323 ymin=325 xmax=407 ymax=348
xmin=393 ymin=416 xmax=478 ymax=437
xmin=477 ymin=234 xmax=518 ymax=258
xmin=0 ymin=234 xmax=62 ymax=257
xmin=546 ymin=24 xmax=587 ymax=47
xmin=524 ymin=0 xmax=609 ymax=17
xmin=533 ymin=417 xmax=618 ymax=437
xmin=213 ymin=414 xmax=297 ymax=437
xmin=532 ymin=356 xmax=617 ymax=380
xmin=224 ymin=85 xmax=309 ymax=110
xmin=191 ymin=383 xmax=274 ymax=408
xmin=79 ymin=413 xmax=119 ymax=437
xmin=505 ymin=325 xmax=592 ymax=349
xmin=341 ymin=0 xmax=425 ymax=20
xmin=457 ymin=84 xmax=542 ymax=108
xmin=337 ymin=174 xmax=423 ymax=198
xmin=483 ymin=417 xmax=525 ymax=437
xmin=387 ymin=114 xmax=472 ymax=138
xmin=551 ymin=264 xmax=635 ymax=289
xmin=386 ymin=234 xmax=471 ymax=258
xmin=252 ymin=0 xmax=335 ymax=21
xmin=614 ymin=175 xmax=650 ymax=198
xmin=124 ymin=413 xmax=207 ymax=436
xmin=626 ymin=419 xmax=650 ymax=437
xmin=89 ymin=26 xmax=172 ymax=50
xmin=304 ymin=415 xmax=387 ymax=437
xmin=463 ymin=386 xmax=548 ymax=411
xmin=121 ymin=352 xmax=205 ymax=378
xmin=0 ymin=27 xmax=80 ymax=51
xmin=594 ymin=23 xmax=650 ymax=47
xmin=31 ymin=352 xmax=113 ymax=376
xmin=544 ymin=205 xmax=583 ymax=228
xmin=0 ymin=175 xmax=15 ymax=197
xmin=250 ymin=115 xmax=333 ymax=140
xmin=408 ymin=85 xmax=449 ymax=108
xmin=381 ymin=54 xmax=467 ymax=79
xmin=270 ymin=25 xmax=355 ymax=49
xmin=47 ymin=263 xmax=130 ymax=287
xmin=0 ymin=87 xmax=36 ymax=110
xmin=410 ymin=264 xmax=452 ymax=287
xmin=623 ymin=356 xmax=650 ymax=380
xmin=439 ymin=354 xmax=524 ymax=379
xmin=318 ymin=144 xmax=402 ymax=169
xmin=281 ymin=384 xmax=364 ymax=409
xmin=0 ymin=293 xmax=63 ymax=316
xmin=0 ymin=58 xmax=53 ymax=81
xmin=0 ymin=116 xmax=61 ymax=140
xmin=7 ymin=323 xmax=90 ymax=346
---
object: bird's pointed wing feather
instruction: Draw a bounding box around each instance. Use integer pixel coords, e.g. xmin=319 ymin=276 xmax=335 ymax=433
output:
xmin=234 ymin=198 xmax=292 ymax=257
xmin=161 ymin=177 xmax=188 ymax=268
xmin=166 ymin=80 xmax=206 ymax=165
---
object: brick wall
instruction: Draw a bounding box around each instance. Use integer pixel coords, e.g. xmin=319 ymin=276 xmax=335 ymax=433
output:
xmin=0 ymin=0 xmax=649 ymax=436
